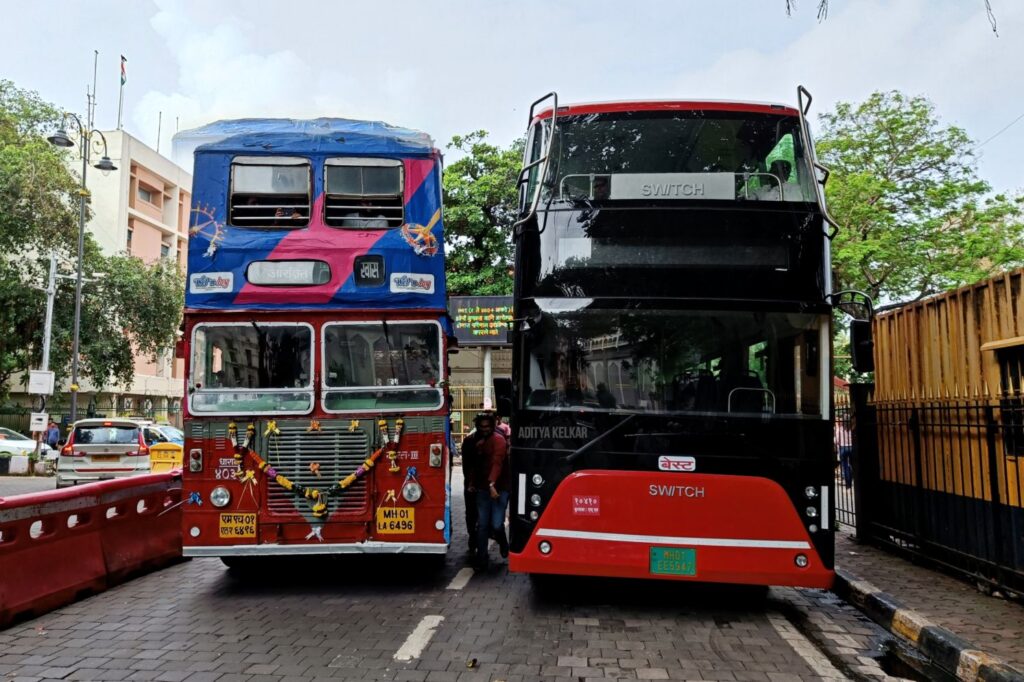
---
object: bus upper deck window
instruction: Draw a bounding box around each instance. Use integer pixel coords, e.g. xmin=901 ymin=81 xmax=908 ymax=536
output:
xmin=324 ymin=158 xmax=404 ymax=229
xmin=229 ymin=156 xmax=311 ymax=228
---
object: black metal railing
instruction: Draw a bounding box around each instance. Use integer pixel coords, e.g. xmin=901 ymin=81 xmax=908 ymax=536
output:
xmin=850 ymin=384 xmax=1024 ymax=594
xmin=835 ymin=394 xmax=856 ymax=531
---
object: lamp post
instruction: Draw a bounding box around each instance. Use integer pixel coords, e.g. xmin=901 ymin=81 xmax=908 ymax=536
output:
xmin=47 ymin=113 xmax=117 ymax=423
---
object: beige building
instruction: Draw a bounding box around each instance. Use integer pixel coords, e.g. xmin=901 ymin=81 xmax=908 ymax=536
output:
xmin=14 ymin=130 xmax=191 ymax=424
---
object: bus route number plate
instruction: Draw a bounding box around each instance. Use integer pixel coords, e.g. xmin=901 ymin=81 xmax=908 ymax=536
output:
xmin=649 ymin=546 xmax=696 ymax=576
xmin=376 ymin=507 xmax=415 ymax=534
xmin=219 ymin=513 xmax=256 ymax=539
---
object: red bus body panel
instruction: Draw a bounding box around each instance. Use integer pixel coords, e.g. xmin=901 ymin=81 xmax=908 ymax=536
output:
xmin=510 ymin=471 xmax=832 ymax=588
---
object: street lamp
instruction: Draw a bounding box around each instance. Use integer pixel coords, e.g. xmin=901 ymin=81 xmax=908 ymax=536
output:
xmin=48 ymin=113 xmax=117 ymax=423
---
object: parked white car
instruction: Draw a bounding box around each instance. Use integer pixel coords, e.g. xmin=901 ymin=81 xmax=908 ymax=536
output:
xmin=0 ymin=427 xmax=56 ymax=460
xmin=55 ymin=418 xmax=152 ymax=488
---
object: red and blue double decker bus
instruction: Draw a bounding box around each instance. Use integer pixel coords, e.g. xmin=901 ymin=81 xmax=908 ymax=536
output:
xmin=498 ymin=90 xmax=859 ymax=588
xmin=177 ymin=119 xmax=452 ymax=563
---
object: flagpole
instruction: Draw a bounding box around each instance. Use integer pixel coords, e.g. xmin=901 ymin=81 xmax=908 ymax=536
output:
xmin=117 ymin=55 xmax=126 ymax=130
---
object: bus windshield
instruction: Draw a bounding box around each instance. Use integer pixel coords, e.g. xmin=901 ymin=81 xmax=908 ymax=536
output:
xmin=322 ymin=322 xmax=442 ymax=411
xmin=531 ymin=111 xmax=816 ymax=204
xmin=190 ymin=323 xmax=313 ymax=414
xmin=521 ymin=303 xmax=827 ymax=419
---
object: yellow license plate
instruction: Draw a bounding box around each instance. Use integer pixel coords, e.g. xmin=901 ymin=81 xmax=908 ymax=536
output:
xmin=218 ymin=513 xmax=257 ymax=538
xmin=375 ymin=507 xmax=415 ymax=534
xmin=91 ymin=455 xmax=119 ymax=462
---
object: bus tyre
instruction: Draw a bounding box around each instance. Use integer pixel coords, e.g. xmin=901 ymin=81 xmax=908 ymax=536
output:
xmin=528 ymin=573 xmax=559 ymax=597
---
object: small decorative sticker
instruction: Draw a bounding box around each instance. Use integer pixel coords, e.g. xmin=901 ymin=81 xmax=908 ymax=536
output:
xmin=571 ymin=495 xmax=600 ymax=516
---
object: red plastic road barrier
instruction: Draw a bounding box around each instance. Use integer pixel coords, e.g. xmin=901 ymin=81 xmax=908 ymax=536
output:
xmin=0 ymin=473 xmax=183 ymax=628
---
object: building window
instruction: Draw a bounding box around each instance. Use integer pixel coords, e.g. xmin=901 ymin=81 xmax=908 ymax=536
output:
xmin=126 ymin=229 xmax=133 ymax=249
xmin=161 ymin=243 xmax=171 ymax=259
xmin=324 ymin=158 xmax=404 ymax=228
xmin=229 ymin=156 xmax=311 ymax=228
xmin=138 ymin=185 xmax=155 ymax=204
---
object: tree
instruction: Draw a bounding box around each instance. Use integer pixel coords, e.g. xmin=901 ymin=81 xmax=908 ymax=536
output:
xmin=817 ymin=90 xmax=1024 ymax=304
xmin=0 ymin=80 xmax=184 ymax=398
xmin=784 ymin=0 xmax=999 ymax=34
xmin=442 ymin=131 xmax=523 ymax=296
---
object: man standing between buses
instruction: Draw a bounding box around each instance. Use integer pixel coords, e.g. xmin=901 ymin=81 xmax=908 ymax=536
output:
xmin=466 ymin=412 xmax=510 ymax=570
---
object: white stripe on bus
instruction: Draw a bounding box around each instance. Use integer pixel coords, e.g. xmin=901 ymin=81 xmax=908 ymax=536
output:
xmin=535 ymin=528 xmax=811 ymax=549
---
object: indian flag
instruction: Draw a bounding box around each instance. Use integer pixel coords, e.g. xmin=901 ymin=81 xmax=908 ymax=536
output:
xmin=120 ymin=55 xmax=127 ymax=85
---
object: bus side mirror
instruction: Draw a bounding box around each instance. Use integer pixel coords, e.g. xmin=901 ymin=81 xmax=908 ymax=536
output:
xmin=493 ymin=377 xmax=513 ymax=419
xmin=850 ymin=320 xmax=874 ymax=373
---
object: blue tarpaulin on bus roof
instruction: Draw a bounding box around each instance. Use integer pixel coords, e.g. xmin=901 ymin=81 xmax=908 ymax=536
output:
xmin=186 ymin=118 xmax=437 ymax=157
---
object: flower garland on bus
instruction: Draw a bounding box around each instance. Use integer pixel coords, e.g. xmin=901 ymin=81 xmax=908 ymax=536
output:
xmin=227 ymin=417 xmax=404 ymax=519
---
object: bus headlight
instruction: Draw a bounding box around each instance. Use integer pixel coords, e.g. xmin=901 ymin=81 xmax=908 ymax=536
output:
xmin=429 ymin=443 xmax=442 ymax=467
xmin=189 ymin=449 xmax=203 ymax=473
xmin=210 ymin=486 xmax=231 ymax=508
xmin=805 ymin=506 xmax=818 ymax=518
xmin=538 ymin=541 xmax=552 ymax=555
xmin=403 ymin=481 xmax=423 ymax=503
xmin=531 ymin=474 xmax=544 ymax=486
xmin=529 ymin=510 xmax=539 ymax=521
xmin=804 ymin=486 xmax=818 ymax=499
xmin=530 ymin=494 xmax=542 ymax=507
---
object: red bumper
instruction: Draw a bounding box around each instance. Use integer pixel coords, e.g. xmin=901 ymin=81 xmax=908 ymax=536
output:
xmin=510 ymin=470 xmax=833 ymax=589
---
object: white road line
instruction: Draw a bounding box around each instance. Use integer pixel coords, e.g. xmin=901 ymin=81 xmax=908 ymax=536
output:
xmin=446 ymin=567 xmax=474 ymax=591
xmin=767 ymin=612 xmax=849 ymax=681
xmin=394 ymin=615 xmax=444 ymax=661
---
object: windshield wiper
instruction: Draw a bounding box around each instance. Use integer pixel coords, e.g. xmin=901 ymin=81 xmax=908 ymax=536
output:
xmin=563 ymin=413 xmax=638 ymax=464
xmin=381 ymin=320 xmax=399 ymax=386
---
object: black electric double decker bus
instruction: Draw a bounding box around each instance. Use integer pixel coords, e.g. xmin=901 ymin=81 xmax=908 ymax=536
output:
xmin=496 ymin=90 xmax=852 ymax=587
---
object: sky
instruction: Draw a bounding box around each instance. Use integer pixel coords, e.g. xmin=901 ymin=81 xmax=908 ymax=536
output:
xmin=3 ymin=0 xmax=1023 ymax=191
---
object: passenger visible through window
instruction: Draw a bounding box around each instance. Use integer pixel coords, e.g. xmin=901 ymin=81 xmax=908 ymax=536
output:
xmin=325 ymin=158 xmax=404 ymax=228
xmin=229 ymin=157 xmax=311 ymax=228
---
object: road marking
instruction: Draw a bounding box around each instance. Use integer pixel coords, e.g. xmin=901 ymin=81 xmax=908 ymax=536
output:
xmin=536 ymin=528 xmax=811 ymax=549
xmin=767 ymin=612 xmax=848 ymax=681
xmin=446 ymin=567 xmax=474 ymax=591
xmin=394 ymin=614 xmax=444 ymax=661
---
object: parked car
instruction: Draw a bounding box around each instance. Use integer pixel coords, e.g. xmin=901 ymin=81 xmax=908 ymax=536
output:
xmin=0 ymin=427 xmax=56 ymax=460
xmin=56 ymin=419 xmax=153 ymax=488
xmin=153 ymin=424 xmax=184 ymax=446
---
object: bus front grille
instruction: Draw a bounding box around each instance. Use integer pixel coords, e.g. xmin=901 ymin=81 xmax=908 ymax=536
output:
xmin=265 ymin=424 xmax=370 ymax=517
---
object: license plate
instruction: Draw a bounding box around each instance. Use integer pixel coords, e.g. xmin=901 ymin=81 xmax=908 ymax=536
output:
xmin=650 ymin=547 xmax=696 ymax=576
xmin=218 ymin=513 xmax=256 ymax=539
xmin=91 ymin=455 xmax=119 ymax=462
xmin=375 ymin=507 xmax=415 ymax=534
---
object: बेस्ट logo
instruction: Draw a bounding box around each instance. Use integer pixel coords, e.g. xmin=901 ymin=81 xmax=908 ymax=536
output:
xmin=657 ymin=455 xmax=696 ymax=472
xmin=389 ymin=273 xmax=435 ymax=294
xmin=189 ymin=272 xmax=234 ymax=294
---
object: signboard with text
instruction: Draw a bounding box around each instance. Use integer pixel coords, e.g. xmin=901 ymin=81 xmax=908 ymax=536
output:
xmin=449 ymin=296 xmax=513 ymax=346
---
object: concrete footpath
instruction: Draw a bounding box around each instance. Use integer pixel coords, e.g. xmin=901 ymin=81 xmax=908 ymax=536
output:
xmin=834 ymin=531 xmax=1024 ymax=680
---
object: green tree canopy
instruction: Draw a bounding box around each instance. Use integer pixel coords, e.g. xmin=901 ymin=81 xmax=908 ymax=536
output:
xmin=442 ymin=131 xmax=523 ymax=296
xmin=818 ymin=90 xmax=1024 ymax=303
xmin=0 ymin=79 xmax=184 ymax=398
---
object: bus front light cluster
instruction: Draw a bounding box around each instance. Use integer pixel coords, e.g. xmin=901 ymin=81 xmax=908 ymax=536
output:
xmin=531 ymin=474 xmax=544 ymax=486
xmin=794 ymin=554 xmax=808 ymax=568
xmin=429 ymin=443 xmax=442 ymax=468
xmin=189 ymin=449 xmax=203 ymax=473
xmin=538 ymin=541 xmax=552 ymax=555
xmin=805 ymin=506 xmax=818 ymax=518
xmin=529 ymin=494 xmax=542 ymax=507
xmin=804 ymin=486 xmax=817 ymax=499
xmin=403 ymin=481 xmax=423 ymax=503
xmin=210 ymin=486 xmax=231 ymax=508
xmin=529 ymin=510 xmax=539 ymax=521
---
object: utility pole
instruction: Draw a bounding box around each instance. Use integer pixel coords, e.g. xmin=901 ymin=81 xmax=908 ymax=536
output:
xmin=30 ymin=252 xmax=59 ymax=470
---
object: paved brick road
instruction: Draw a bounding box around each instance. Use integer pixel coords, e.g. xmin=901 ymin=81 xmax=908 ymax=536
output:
xmin=0 ymin=482 xmax=904 ymax=682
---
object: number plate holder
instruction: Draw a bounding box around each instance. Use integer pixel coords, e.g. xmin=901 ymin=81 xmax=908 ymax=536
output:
xmin=375 ymin=507 xmax=415 ymax=534
xmin=649 ymin=546 xmax=697 ymax=576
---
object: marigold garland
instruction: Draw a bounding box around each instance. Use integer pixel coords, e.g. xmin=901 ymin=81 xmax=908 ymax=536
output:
xmin=231 ymin=416 xmax=405 ymax=519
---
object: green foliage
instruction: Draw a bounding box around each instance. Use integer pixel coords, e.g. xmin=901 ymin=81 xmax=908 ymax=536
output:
xmin=818 ymin=90 xmax=1024 ymax=303
xmin=0 ymin=79 xmax=184 ymax=397
xmin=442 ymin=131 xmax=523 ymax=296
